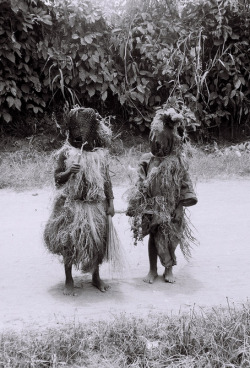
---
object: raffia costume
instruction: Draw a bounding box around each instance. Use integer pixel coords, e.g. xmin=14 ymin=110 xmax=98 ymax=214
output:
xmin=127 ymin=108 xmax=197 ymax=268
xmin=44 ymin=107 xmax=117 ymax=273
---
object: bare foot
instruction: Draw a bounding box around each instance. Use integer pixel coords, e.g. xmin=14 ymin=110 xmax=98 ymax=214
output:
xmin=143 ymin=270 xmax=158 ymax=284
xmin=92 ymin=278 xmax=110 ymax=292
xmin=164 ymin=267 xmax=175 ymax=283
xmin=63 ymin=281 xmax=77 ymax=296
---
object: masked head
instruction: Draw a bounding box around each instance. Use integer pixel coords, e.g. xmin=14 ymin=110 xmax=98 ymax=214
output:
xmin=67 ymin=107 xmax=98 ymax=150
xmin=149 ymin=108 xmax=183 ymax=157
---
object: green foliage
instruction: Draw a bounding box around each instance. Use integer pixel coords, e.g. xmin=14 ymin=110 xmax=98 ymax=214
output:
xmin=0 ymin=0 xmax=51 ymax=124
xmin=108 ymin=0 xmax=184 ymax=130
xmin=0 ymin=0 xmax=249 ymax=140
xmin=180 ymin=0 xmax=250 ymax=139
xmin=40 ymin=0 xmax=114 ymax=108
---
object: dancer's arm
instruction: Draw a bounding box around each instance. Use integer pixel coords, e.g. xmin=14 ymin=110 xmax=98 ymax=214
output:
xmin=54 ymin=152 xmax=80 ymax=187
xmin=179 ymin=170 xmax=198 ymax=207
xmin=104 ymin=165 xmax=115 ymax=216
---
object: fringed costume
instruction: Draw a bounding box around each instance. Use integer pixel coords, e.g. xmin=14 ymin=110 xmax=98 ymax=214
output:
xmin=44 ymin=144 xmax=113 ymax=272
xmin=44 ymin=106 xmax=119 ymax=293
xmin=127 ymin=107 xmax=197 ymax=280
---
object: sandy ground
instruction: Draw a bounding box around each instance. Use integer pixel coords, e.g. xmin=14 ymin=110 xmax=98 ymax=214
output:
xmin=0 ymin=180 xmax=250 ymax=331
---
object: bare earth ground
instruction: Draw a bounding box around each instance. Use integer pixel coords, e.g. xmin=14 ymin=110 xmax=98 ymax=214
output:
xmin=0 ymin=180 xmax=250 ymax=331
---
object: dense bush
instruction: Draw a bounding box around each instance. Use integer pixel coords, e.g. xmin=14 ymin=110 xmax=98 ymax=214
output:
xmin=0 ymin=0 xmax=249 ymax=140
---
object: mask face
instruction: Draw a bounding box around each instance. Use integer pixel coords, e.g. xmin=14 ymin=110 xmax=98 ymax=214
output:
xmin=68 ymin=108 xmax=98 ymax=150
xmin=150 ymin=126 xmax=174 ymax=157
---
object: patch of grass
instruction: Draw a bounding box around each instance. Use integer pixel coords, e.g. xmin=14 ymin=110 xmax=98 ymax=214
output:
xmin=186 ymin=144 xmax=250 ymax=182
xmin=1 ymin=303 xmax=250 ymax=367
xmin=0 ymin=142 xmax=148 ymax=190
xmin=0 ymin=150 xmax=54 ymax=190
xmin=1 ymin=140 xmax=250 ymax=191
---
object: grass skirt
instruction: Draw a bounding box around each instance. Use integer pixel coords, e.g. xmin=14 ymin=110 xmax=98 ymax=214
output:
xmin=44 ymin=143 xmax=124 ymax=272
xmin=44 ymin=194 xmax=108 ymax=272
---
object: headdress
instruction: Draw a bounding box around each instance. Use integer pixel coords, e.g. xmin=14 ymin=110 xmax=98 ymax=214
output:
xmin=150 ymin=107 xmax=183 ymax=134
xmin=67 ymin=106 xmax=112 ymax=150
xmin=149 ymin=108 xmax=183 ymax=156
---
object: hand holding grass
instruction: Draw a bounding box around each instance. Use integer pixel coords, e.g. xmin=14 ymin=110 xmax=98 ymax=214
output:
xmin=106 ymin=199 xmax=115 ymax=217
xmin=67 ymin=163 xmax=80 ymax=174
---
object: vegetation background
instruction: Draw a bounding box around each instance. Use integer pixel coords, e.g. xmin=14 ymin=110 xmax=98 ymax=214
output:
xmin=0 ymin=0 xmax=249 ymax=143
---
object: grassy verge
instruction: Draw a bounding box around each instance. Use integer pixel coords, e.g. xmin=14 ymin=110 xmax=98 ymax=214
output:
xmin=1 ymin=303 xmax=250 ymax=367
xmin=1 ymin=140 xmax=250 ymax=191
xmin=187 ymin=144 xmax=250 ymax=182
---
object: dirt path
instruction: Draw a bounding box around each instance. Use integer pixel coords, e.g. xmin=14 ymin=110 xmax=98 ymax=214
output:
xmin=0 ymin=180 xmax=250 ymax=331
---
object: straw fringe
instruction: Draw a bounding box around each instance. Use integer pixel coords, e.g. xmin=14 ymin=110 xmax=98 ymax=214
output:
xmin=44 ymin=197 xmax=107 ymax=271
xmin=127 ymin=155 xmax=197 ymax=258
xmin=61 ymin=144 xmax=107 ymax=201
xmin=44 ymin=143 xmax=124 ymax=272
xmin=105 ymin=215 xmax=127 ymax=274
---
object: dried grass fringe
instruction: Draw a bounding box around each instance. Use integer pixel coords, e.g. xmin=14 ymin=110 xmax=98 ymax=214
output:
xmin=105 ymin=215 xmax=127 ymax=274
xmin=44 ymin=143 xmax=124 ymax=271
xmin=59 ymin=143 xmax=108 ymax=201
xmin=44 ymin=198 xmax=107 ymax=271
xmin=127 ymin=155 xmax=197 ymax=258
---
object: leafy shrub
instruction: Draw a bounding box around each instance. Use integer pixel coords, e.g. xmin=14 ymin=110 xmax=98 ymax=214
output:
xmin=0 ymin=0 xmax=249 ymax=140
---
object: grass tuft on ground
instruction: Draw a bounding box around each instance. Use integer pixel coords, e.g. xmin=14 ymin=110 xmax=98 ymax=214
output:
xmin=1 ymin=303 xmax=250 ymax=367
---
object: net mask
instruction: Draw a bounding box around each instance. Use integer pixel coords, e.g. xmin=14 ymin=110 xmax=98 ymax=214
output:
xmin=68 ymin=107 xmax=98 ymax=151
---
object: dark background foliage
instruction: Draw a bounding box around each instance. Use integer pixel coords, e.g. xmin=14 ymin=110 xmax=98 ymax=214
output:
xmin=0 ymin=0 xmax=249 ymax=141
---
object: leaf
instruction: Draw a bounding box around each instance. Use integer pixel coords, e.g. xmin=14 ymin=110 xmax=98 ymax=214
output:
xmin=137 ymin=84 xmax=145 ymax=93
xmin=137 ymin=93 xmax=144 ymax=104
xmin=40 ymin=17 xmax=52 ymax=26
xmin=81 ymin=54 xmax=88 ymax=61
xmin=239 ymin=76 xmax=245 ymax=86
xmin=6 ymin=96 xmax=14 ymax=107
xmin=84 ymin=35 xmax=93 ymax=44
xmin=72 ymin=34 xmax=79 ymax=39
xmin=87 ymin=86 xmax=95 ymax=97
xmin=134 ymin=116 xmax=143 ymax=122
xmin=10 ymin=87 xmax=17 ymax=96
xmin=79 ymin=70 xmax=86 ymax=81
xmin=234 ymin=79 xmax=241 ymax=90
xmin=92 ymin=53 xmax=99 ymax=63
xmin=119 ymin=95 xmax=126 ymax=105
xmin=14 ymin=98 xmax=21 ymax=110
xmin=5 ymin=52 xmax=15 ymax=63
xmin=231 ymin=33 xmax=240 ymax=40
xmin=3 ymin=113 xmax=11 ymax=123
xmin=230 ymin=90 xmax=236 ymax=98
xmin=223 ymin=96 xmax=229 ymax=107
xmin=101 ymin=91 xmax=107 ymax=101
xmin=89 ymin=74 xmax=97 ymax=82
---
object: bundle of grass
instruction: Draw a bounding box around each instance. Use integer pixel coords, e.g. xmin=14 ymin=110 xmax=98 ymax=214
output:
xmin=105 ymin=214 xmax=128 ymax=274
